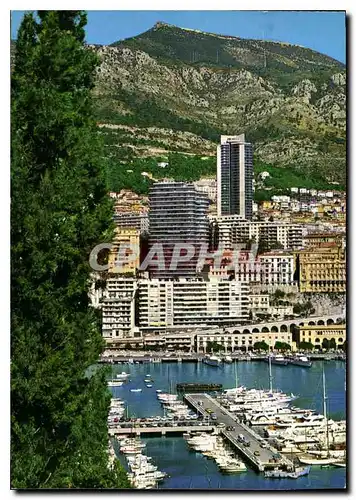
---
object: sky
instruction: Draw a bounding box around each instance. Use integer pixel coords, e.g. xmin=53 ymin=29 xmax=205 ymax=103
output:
xmin=10 ymin=10 xmax=346 ymax=64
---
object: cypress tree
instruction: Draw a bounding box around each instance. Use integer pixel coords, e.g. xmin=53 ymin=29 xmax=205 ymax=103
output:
xmin=11 ymin=11 xmax=130 ymax=488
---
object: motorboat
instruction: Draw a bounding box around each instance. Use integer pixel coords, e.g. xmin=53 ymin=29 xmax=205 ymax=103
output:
xmin=224 ymin=355 xmax=233 ymax=364
xmin=116 ymin=371 xmax=130 ymax=380
xmin=108 ymin=380 xmax=124 ymax=387
xmin=218 ymin=461 xmax=247 ymax=473
xmin=265 ymin=354 xmax=289 ymax=366
xmin=290 ymin=355 xmax=312 ymax=368
xmin=130 ymin=388 xmax=142 ymax=393
xmin=146 ymin=384 xmax=153 ymax=388
xmin=202 ymin=355 xmax=222 ymax=367
xmin=264 ymin=466 xmax=310 ymax=479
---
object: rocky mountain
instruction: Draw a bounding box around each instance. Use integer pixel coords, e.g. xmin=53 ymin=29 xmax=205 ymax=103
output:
xmin=12 ymin=22 xmax=347 ymax=189
xmin=92 ymin=22 xmax=346 ymax=187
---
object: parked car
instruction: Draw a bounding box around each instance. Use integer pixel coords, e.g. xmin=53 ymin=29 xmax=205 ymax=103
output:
xmin=254 ymin=450 xmax=260 ymax=456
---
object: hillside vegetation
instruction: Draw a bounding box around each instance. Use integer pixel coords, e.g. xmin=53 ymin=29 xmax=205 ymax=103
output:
xmin=13 ymin=21 xmax=346 ymax=191
xmin=92 ymin=22 xmax=346 ymax=191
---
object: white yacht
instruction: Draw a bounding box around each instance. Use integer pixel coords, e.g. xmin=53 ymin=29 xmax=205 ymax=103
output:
xmin=107 ymin=380 xmax=124 ymax=387
xmin=224 ymin=355 xmax=233 ymax=364
xmin=202 ymin=354 xmax=222 ymax=367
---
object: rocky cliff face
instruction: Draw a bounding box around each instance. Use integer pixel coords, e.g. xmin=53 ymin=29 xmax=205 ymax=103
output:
xmin=91 ymin=23 xmax=346 ymax=184
xmin=12 ymin=22 xmax=346 ymax=184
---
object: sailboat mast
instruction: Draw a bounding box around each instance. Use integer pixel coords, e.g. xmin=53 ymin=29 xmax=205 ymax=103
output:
xmin=269 ymin=355 xmax=273 ymax=393
xmin=322 ymin=364 xmax=330 ymax=455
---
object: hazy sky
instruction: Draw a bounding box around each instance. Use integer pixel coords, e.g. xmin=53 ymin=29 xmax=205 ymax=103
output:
xmin=11 ymin=10 xmax=346 ymax=64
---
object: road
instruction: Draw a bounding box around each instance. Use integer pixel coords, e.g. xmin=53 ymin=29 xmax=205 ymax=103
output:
xmin=184 ymin=393 xmax=293 ymax=471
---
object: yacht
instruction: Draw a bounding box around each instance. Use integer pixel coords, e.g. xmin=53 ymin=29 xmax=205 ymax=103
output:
xmin=116 ymin=371 xmax=130 ymax=380
xmin=265 ymin=354 xmax=289 ymax=366
xmin=224 ymin=355 xmax=233 ymax=364
xmin=202 ymin=354 xmax=222 ymax=367
xmin=108 ymin=380 xmax=124 ymax=387
xmin=299 ymin=456 xmax=338 ymax=466
xmin=264 ymin=466 xmax=311 ymax=479
xmin=290 ymin=355 xmax=312 ymax=368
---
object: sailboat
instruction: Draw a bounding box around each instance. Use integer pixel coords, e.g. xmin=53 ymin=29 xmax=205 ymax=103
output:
xmin=299 ymin=364 xmax=338 ymax=466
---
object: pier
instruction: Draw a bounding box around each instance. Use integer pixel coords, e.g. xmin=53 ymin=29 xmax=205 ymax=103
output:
xmin=184 ymin=393 xmax=294 ymax=472
xmin=109 ymin=423 xmax=215 ymax=437
xmin=176 ymin=383 xmax=223 ymax=393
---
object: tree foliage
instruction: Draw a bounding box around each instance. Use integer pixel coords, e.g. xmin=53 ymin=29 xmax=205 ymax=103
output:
xmin=274 ymin=341 xmax=291 ymax=351
xmin=206 ymin=341 xmax=224 ymax=353
xmin=11 ymin=11 xmax=129 ymax=489
xmin=298 ymin=341 xmax=314 ymax=350
xmin=253 ymin=341 xmax=269 ymax=351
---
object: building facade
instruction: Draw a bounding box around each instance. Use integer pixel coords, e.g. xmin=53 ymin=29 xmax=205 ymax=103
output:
xmin=234 ymin=252 xmax=295 ymax=285
xmin=101 ymin=277 xmax=138 ymax=341
xmin=297 ymin=245 xmax=346 ymax=293
xmin=295 ymin=324 xmax=346 ymax=349
xmin=196 ymin=331 xmax=293 ymax=353
xmin=138 ymin=278 xmax=249 ymax=332
xmin=259 ymin=252 xmax=295 ymax=285
xmin=193 ymin=178 xmax=217 ymax=202
xmin=148 ymin=181 xmax=210 ymax=279
xmin=217 ymin=134 xmax=254 ymax=220
xmin=108 ymin=227 xmax=140 ymax=274
xmin=217 ymin=216 xmax=303 ymax=251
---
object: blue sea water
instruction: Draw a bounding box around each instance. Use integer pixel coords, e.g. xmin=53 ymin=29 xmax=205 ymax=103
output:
xmin=110 ymin=360 xmax=346 ymax=490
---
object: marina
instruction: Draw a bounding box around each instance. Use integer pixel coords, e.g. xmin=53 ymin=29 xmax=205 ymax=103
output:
xmin=100 ymin=352 xmax=346 ymax=364
xmin=107 ymin=360 xmax=346 ymax=489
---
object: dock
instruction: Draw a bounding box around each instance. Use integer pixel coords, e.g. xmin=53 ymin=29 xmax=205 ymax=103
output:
xmin=109 ymin=423 xmax=215 ymax=437
xmin=184 ymin=393 xmax=294 ymax=472
xmin=176 ymin=383 xmax=223 ymax=393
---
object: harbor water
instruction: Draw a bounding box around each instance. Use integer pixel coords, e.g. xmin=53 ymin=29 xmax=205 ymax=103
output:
xmin=110 ymin=360 xmax=346 ymax=490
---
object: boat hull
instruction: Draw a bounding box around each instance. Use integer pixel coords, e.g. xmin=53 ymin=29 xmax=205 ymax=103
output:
xmin=290 ymin=360 xmax=312 ymax=368
xmin=299 ymin=457 xmax=337 ymax=466
xmin=202 ymin=359 xmax=221 ymax=367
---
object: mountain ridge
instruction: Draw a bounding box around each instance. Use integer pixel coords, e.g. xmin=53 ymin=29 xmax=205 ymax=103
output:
xmin=11 ymin=22 xmax=346 ymax=190
xmin=93 ymin=23 xmax=345 ymax=188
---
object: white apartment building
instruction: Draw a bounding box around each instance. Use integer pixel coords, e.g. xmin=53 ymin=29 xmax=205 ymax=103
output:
xmin=101 ymin=277 xmax=138 ymax=340
xmin=217 ymin=216 xmax=303 ymax=250
xmin=234 ymin=252 xmax=295 ymax=285
xmin=193 ymin=178 xmax=217 ymax=202
xmin=138 ymin=278 xmax=249 ymax=332
xmin=249 ymin=294 xmax=293 ymax=319
xmin=259 ymin=253 xmax=295 ymax=285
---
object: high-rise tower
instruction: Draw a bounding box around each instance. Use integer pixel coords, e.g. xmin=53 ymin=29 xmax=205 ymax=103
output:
xmin=148 ymin=181 xmax=209 ymax=279
xmin=217 ymin=134 xmax=254 ymax=219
